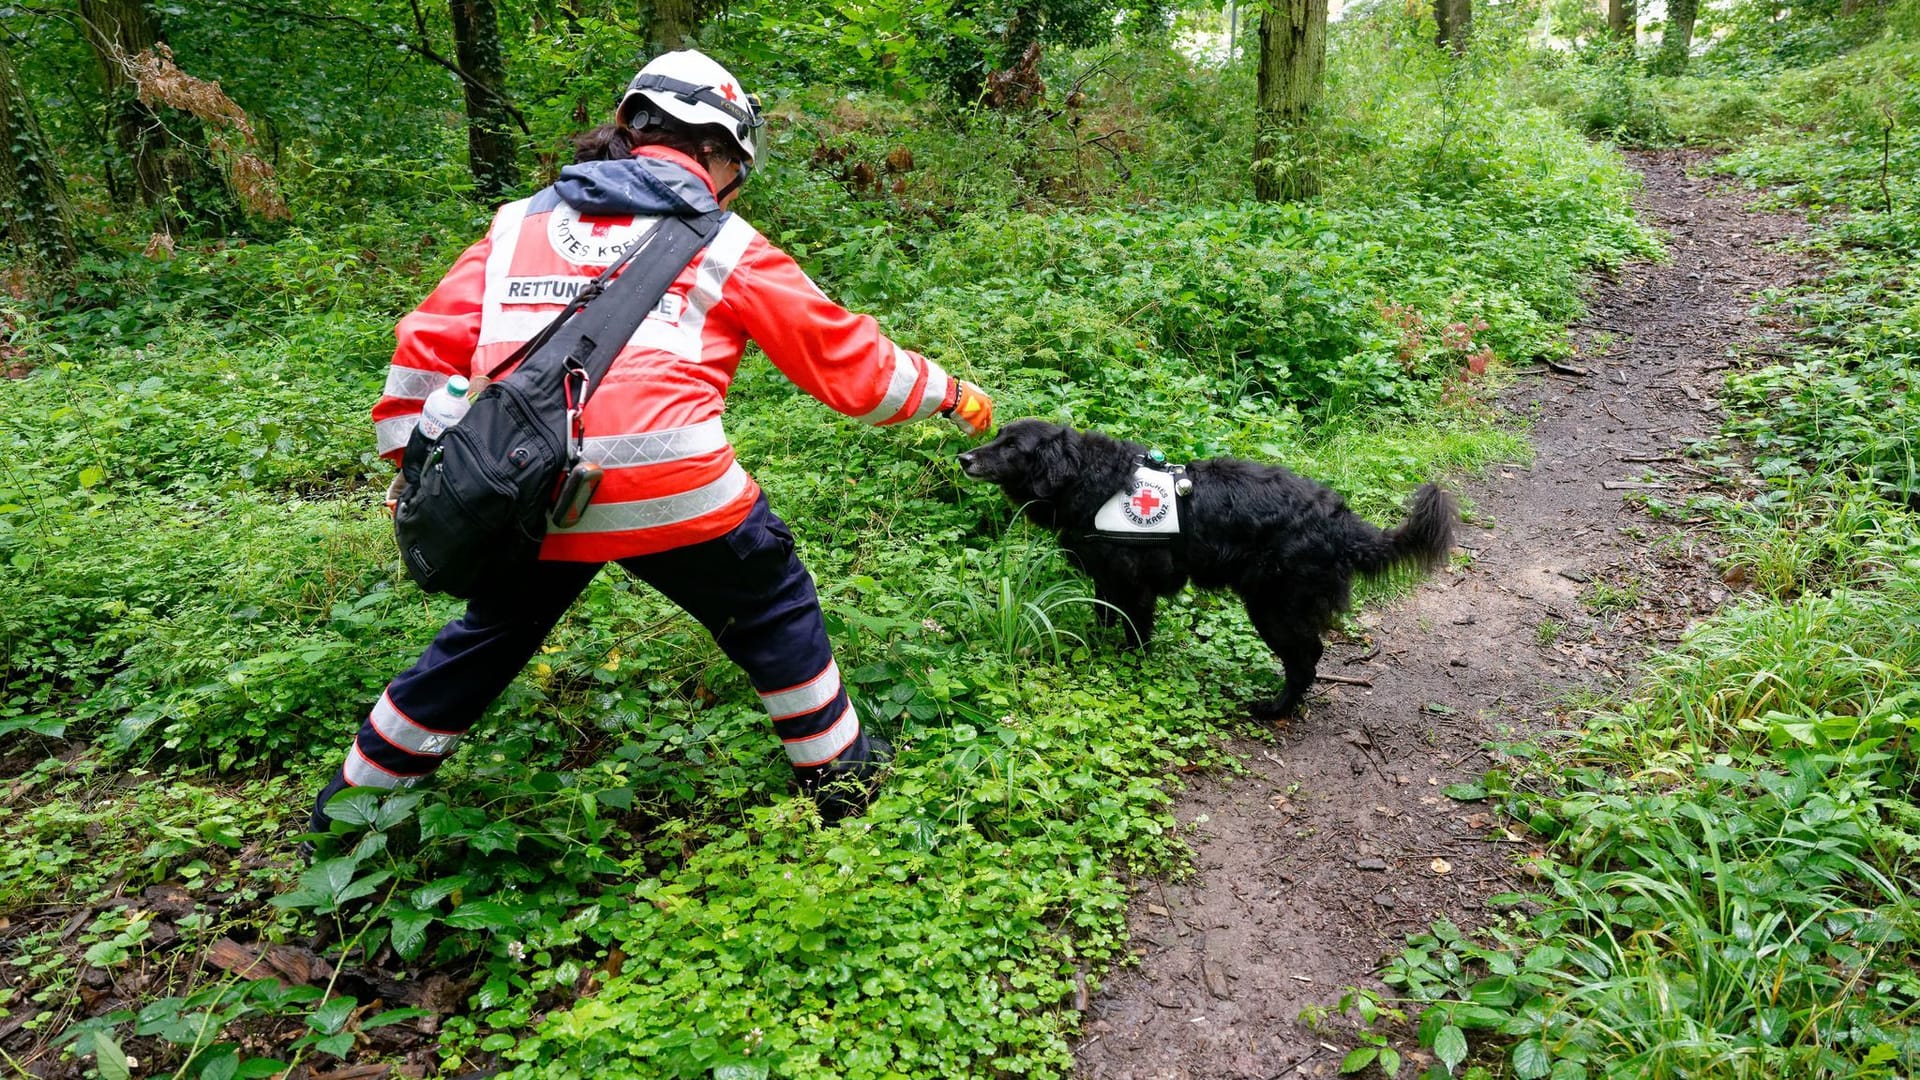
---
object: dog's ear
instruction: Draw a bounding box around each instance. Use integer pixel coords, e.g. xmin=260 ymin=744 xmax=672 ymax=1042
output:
xmin=1023 ymin=427 xmax=1081 ymax=500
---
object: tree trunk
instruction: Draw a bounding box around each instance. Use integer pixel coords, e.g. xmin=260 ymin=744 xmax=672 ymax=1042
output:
xmin=646 ymin=0 xmax=698 ymax=50
xmin=77 ymin=0 xmax=235 ymax=229
xmin=448 ymin=0 xmax=519 ymax=198
xmin=1651 ymin=0 xmax=1698 ymax=72
xmin=1253 ymin=0 xmax=1327 ymax=202
xmin=77 ymin=0 xmax=170 ymax=214
xmin=0 ymin=40 xmax=80 ymax=274
xmin=1607 ymin=0 xmax=1635 ymax=41
xmin=1433 ymin=0 xmax=1471 ymax=53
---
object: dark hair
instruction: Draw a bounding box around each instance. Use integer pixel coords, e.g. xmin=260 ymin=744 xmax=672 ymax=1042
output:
xmin=571 ymin=122 xmax=741 ymax=169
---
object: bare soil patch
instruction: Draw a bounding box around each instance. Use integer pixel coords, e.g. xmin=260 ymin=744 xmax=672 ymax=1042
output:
xmin=1075 ymin=150 xmax=1816 ymax=1079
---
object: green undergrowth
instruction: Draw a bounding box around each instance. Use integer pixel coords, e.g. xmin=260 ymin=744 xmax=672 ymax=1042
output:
xmin=1354 ymin=16 xmax=1920 ymax=1080
xmin=1715 ymin=26 xmax=1920 ymax=511
xmin=1522 ymin=0 xmax=1910 ymax=150
xmin=4 ymin=18 xmax=1647 ymax=1080
xmin=1371 ymin=491 xmax=1920 ymax=1079
xmin=1526 ymin=49 xmax=1789 ymax=147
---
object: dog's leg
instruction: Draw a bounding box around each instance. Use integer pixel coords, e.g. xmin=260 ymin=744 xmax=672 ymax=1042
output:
xmin=1247 ymin=603 xmax=1325 ymax=719
xmin=1270 ymin=636 xmax=1324 ymax=718
xmin=1115 ymin=594 xmax=1159 ymax=648
xmin=1093 ymin=576 xmax=1159 ymax=648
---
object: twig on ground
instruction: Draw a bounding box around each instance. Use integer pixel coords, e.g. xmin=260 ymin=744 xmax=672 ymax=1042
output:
xmin=1880 ymin=104 xmax=1896 ymax=216
xmin=1271 ymin=1045 xmax=1326 ymax=1078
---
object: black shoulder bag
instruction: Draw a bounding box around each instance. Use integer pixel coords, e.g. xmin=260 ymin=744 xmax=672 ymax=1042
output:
xmin=393 ymin=209 xmax=725 ymax=598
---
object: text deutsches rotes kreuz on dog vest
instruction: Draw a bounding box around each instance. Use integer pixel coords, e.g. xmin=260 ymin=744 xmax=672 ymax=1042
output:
xmin=1093 ymin=466 xmax=1181 ymax=538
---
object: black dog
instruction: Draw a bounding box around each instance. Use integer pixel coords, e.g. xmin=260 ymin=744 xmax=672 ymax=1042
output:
xmin=957 ymin=419 xmax=1458 ymax=717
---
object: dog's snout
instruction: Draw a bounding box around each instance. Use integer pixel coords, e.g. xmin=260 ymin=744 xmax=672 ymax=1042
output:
xmin=956 ymin=451 xmax=976 ymax=468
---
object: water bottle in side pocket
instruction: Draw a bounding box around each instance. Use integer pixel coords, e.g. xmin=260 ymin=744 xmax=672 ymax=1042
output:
xmin=417 ymin=375 xmax=472 ymax=441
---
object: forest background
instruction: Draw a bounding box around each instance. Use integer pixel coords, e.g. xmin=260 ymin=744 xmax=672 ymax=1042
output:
xmin=1 ymin=0 xmax=1917 ymax=1075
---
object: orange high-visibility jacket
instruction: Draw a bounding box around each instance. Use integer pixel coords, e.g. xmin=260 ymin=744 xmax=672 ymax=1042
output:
xmin=371 ymin=146 xmax=957 ymax=562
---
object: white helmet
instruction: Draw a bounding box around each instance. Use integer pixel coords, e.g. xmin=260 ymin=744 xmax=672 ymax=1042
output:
xmin=616 ymin=50 xmax=765 ymax=172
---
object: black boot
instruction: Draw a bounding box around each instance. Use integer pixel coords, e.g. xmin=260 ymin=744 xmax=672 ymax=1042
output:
xmin=298 ymin=770 xmax=350 ymax=864
xmin=803 ymin=733 xmax=893 ymax=824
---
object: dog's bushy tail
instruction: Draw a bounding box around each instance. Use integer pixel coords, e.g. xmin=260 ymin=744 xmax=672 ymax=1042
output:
xmin=1359 ymin=483 xmax=1457 ymax=576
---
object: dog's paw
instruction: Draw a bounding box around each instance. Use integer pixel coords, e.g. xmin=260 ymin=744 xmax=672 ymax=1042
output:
xmin=1249 ymin=696 xmax=1299 ymax=723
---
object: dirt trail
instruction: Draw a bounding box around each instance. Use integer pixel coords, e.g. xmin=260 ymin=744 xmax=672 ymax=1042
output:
xmin=1075 ymin=150 xmax=1815 ymax=1079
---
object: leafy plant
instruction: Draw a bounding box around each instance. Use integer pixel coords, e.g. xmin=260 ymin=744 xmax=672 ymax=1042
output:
xmin=1303 ymin=987 xmax=1410 ymax=1077
xmin=59 ymin=977 xmax=428 ymax=1080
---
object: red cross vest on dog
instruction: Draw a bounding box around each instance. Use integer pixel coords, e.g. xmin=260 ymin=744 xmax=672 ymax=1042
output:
xmin=1093 ymin=464 xmax=1188 ymax=541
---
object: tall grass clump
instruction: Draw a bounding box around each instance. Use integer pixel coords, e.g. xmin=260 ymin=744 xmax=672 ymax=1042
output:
xmin=935 ymin=538 xmax=1106 ymax=665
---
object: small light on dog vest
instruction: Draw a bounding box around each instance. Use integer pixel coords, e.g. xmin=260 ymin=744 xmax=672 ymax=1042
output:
xmin=1147 ymin=449 xmax=1166 ymax=464
xmin=1176 ymin=477 xmax=1193 ymax=496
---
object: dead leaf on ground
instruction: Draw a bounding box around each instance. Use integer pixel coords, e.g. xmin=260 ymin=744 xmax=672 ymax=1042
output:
xmin=404 ymin=973 xmax=474 ymax=1014
xmin=205 ymin=938 xmax=333 ymax=986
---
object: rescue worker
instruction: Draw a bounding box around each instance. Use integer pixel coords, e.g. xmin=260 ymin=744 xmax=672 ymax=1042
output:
xmin=306 ymin=50 xmax=995 ymax=845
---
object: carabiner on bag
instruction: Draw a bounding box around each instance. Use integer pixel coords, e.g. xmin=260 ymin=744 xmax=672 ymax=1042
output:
xmin=561 ymin=359 xmax=591 ymax=465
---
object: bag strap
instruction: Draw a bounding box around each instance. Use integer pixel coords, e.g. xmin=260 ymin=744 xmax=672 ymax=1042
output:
xmin=481 ymin=210 xmax=726 ymax=386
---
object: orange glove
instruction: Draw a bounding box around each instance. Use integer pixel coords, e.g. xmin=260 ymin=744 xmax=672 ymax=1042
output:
xmin=942 ymin=380 xmax=994 ymax=438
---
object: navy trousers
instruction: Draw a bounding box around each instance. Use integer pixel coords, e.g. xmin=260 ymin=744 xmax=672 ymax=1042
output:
xmin=326 ymin=495 xmax=865 ymax=800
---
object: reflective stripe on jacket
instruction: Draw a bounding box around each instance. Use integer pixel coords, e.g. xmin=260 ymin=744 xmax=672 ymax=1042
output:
xmin=371 ymin=147 xmax=955 ymax=562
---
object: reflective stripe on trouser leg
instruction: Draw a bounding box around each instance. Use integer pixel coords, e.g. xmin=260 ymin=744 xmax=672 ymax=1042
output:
xmin=341 ymin=693 xmax=468 ymax=788
xmin=331 ymin=559 xmax=603 ymax=791
xmin=622 ymin=495 xmax=862 ymax=776
xmin=783 ymin=700 xmax=861 ymax=768
xmin=758 ymin=661 xmax=860 ymax=767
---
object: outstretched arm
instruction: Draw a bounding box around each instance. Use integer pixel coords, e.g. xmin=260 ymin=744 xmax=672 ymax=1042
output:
xmin=728 ymin=234 xmax=993 ymax=435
